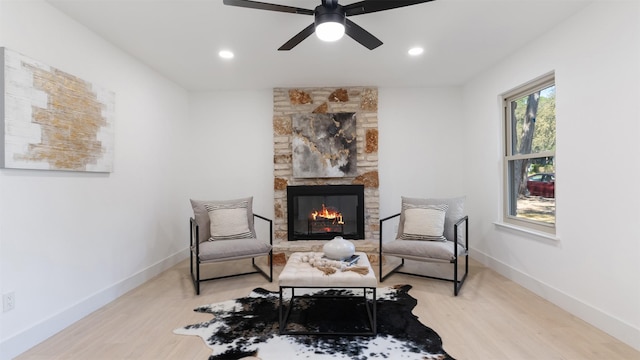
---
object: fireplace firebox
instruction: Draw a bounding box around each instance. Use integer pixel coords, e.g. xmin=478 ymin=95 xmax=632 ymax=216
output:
xmin=287 ymin=185 xmax=364 ymax=241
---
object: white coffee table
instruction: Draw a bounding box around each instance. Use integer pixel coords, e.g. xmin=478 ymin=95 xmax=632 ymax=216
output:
xmin=278 ymin=251 xmax=378 ymax=336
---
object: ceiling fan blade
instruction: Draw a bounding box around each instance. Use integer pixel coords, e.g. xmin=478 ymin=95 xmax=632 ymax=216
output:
xmin=278 ymin=23 xmax=316 ymax=51
xmin=344 ymin=0 xmax=435 ymax=17
xmin=223 ymin=0 xmax=314 ymax=15
xmin=344 ymin=18 xmax=383 ymax=50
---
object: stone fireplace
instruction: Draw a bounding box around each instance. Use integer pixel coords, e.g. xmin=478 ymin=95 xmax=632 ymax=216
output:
xmin=272 ymin=87 xmax=380 ymax=262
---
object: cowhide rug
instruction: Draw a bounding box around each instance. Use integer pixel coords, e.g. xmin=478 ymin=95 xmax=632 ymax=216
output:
xmin=174 ymin=285 xmax=454 ymax=360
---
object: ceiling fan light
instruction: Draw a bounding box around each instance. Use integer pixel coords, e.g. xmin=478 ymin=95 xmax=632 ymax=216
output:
xmin=316 ymin=21 xmax=345 ymax=42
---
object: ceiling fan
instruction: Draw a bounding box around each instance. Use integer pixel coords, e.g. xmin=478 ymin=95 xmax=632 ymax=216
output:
xmin=222 ymin=0 xmax=435 ymax=50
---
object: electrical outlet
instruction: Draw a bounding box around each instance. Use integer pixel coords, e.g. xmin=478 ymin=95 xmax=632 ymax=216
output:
xmin=3 ymin=292 xmax=15 ymax=312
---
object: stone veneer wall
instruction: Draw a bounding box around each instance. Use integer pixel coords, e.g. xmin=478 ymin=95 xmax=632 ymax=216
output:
xmin=272 ymin=87 xmax=380 ymax=262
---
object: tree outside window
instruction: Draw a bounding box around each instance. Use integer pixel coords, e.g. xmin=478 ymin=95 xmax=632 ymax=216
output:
xmin=504 ymin=75 xmax=556 ymax=232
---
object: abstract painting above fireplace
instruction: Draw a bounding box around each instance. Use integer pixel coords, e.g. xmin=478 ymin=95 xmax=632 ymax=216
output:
xmin=291 ymin=112 xmax=357 ymax=178
xmin=287 ymin=185 xmax=364 ymax=241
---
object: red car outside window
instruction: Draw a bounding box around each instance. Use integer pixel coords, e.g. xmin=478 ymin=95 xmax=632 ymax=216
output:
xmin=526 ymin=173 xmax=555 ymax=198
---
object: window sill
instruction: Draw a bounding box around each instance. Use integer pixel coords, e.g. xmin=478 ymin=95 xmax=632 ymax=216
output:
xmin=493 ymin=222 xmax=560 ymax=242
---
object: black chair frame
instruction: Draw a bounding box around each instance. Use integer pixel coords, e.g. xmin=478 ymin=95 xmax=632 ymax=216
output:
xmin=190 ymin=214 xmax=273 ymax=295
xmin=379 ymin=214 xmax=469 ymax=296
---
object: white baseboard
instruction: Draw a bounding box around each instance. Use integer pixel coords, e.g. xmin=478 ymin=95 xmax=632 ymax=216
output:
xmin=472 ymin=248 xmax=640 ymax=352
xmin=0 ymin=249 xmax=189 ymax=360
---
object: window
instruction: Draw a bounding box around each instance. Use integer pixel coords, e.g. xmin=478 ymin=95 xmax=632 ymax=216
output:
xmin=503 ymin=74 xmax=556 ymax=233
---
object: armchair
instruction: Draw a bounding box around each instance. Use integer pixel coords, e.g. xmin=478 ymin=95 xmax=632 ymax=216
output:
xmin=379 ymin=196 xmax=468 ymax=296
xmin=190 ymin=197 xmax=273 ymax=295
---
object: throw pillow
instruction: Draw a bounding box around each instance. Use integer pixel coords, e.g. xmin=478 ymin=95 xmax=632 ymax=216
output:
xmin=400 ymin=204 xmax=448 ymax=241
xmin=205 ymin=202 xmax=253 ymax=240
xmin=190 ymin=197 xmax=256 ymax=243
xmin=397 ymin=196 xmax=466 ymax=243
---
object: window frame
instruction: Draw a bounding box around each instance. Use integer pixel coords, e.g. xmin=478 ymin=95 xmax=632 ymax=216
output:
xmin=502 ymin=73 xmax=556 ymax=234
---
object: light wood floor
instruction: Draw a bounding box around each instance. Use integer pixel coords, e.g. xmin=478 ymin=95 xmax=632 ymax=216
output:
xmin=15 ymin=258 xmax=639 ymax=360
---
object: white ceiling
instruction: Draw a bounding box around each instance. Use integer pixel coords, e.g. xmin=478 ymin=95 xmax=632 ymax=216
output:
xmin=46 ymin=0 xmax=592 ymax=91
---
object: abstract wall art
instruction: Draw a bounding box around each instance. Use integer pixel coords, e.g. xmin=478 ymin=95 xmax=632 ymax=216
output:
xmin=292 ymin=112 xmax=357 ymax=178
xmin=1 ymin=47 xmax=115 ymax=172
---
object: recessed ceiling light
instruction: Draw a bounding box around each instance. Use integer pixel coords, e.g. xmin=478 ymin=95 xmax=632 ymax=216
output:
xmin=219 ymin=50 xmax=234 ymax=59
xmin=408 ymin=47 xmax=424 ymax=56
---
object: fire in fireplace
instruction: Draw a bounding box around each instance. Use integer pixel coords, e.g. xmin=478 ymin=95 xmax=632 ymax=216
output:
xmin=287 ymin=185 xmax=364 ymax=241
xmin=310 ymin=203 xmax=344 ymax=234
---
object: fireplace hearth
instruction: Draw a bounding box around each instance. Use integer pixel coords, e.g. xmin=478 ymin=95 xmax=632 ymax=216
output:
xmin=287 ymin=185 xmax=364 ymax=241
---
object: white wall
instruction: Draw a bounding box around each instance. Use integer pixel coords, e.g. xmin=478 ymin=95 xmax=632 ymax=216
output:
xmin=0 ymin=2 xmax=190 ymax=358
xmin=462 ymin=1 xmax=640 ymax=350
xmin=186 ymin=90 xmax=274 ymax=217
xmin=378 ymin=87 xmax=466 ymax=214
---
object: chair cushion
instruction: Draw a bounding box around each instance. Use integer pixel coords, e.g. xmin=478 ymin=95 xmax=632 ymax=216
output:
xmin=400 ymin=204 xmax=448 ymax=241
xmin=398 ymin=196 xmax=465 ymax=244
xmin=198 ymin=238 xmax=272 ymax=262
xmin=190 ymin=197 xmax=256 ymax=243
xmin=382 ymin=239 xmax=466 ymax=262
